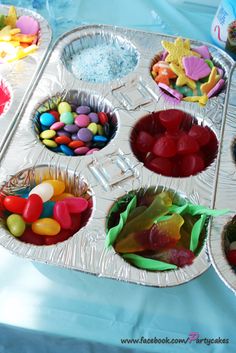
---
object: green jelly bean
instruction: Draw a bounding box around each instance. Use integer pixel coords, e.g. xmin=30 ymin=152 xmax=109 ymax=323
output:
xmin=7 ymin=214 xmax=26 ymax=237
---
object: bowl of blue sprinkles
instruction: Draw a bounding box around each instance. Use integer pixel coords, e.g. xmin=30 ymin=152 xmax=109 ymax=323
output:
xmin=61 ymin=32 xmax=139 ymax=83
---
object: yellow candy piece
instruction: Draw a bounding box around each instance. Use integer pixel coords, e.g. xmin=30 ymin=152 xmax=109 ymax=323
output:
xmin=183 ymin=95 xmax=208 ymax=106
xmin=51 ymin=193 xmax=75 ymax=202
xmin=170 ymin=62 xmax=196 ymax=90
xmin=32 ymin=218 xmax=61 ymax=236
xmin=42 ymin=139 xmax=57 ymax=148
xmin=43 ymin=180 xmax=65 ymax=196
xmin=40 ymin=130 xmax=56 ymax=139
xmin=200 ymin=67 xmax=220 ymax=95
xmin=5 ymin=6 xmax=17 ymax=27
xmin=10 ymin=28 xmax=21 ymax=35
xmin=7 ymin=44 xmax=38 ymax=62
xmin=161 ymin=37 xmax=200 ymax=66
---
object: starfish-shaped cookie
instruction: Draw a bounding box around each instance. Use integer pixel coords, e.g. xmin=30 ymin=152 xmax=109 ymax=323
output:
xmin=170 ymin=62 xmax=196 ymax=90
xmin=201 ymin=67 xmax=220 ymax=95
xmin=161 ymin=37 xmax=200 ymax=65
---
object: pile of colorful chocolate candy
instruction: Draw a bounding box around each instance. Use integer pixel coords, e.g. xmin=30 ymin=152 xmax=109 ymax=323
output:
xmin=107 ymin=189 xmax=227 ymax=270
xmin=1 ymin=179 xmax=92 ymax=245
xmin=0 ymin=6 xmax=39 ymax=63
xmin=224 ymin=216 xmax=236 ymax=269
xmin=131 ymin=109 xmax=218 ymax=177
xmin=151 ymin=37 xmax=225 ymax=105
xmin=0 ymin=77 xmax=11 ymax=117
xmin=37 ymin=101 xmax=114 ymax=156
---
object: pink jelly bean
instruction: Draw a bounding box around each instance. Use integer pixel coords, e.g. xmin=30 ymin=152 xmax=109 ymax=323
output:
xmin=53 ymin=201 xmax=72 ymax=229
xmin=50 ymin=122 xmax=65 ymax=130
xmin=75 ymin=115 xmax=90 ymax=128
xmin=86 ymin=148 xmax=100 ymax=155
xmin=74 ymin=146 xmax=90 ymax=155
xmin=64 ymin=197 xmax=88 ymax=213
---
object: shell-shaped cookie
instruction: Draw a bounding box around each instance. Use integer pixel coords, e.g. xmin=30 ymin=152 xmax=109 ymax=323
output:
xmin=183 ymin=56 xmax=211 ymax=81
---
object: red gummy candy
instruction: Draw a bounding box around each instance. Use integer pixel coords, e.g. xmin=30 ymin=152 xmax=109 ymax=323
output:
xmin=3 ymin=196 xmax=27 ymax=214
xmin=227 ymin=250 xmax=236 ymax=266
xmin=179 ymin=153 xmax=205 ymax=176
xmin=145 ymin=155 xmax=173 ymax=176
xmin=152 ymin=136 xmax=177 ymax=158
xmin=159 ymin=109 xmax=184 ymax=131
xmin=188 ymin=125 xmax=210 ymax=146
xmin=136 ymin=131 xmax=155 ymax=153
xmin=177 ymin=134 xmax=199 ymax=155
xmin=155 ymin=248 xmax=195 ymax=267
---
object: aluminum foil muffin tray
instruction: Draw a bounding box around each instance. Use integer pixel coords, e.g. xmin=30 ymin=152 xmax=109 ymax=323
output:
xmin=0 ymin=25 xmax=234 ymax=287
xmin=209 ymin=64 xmax=236 ymax=295
xmin=0 ymin=4 xmax=52 ymax=149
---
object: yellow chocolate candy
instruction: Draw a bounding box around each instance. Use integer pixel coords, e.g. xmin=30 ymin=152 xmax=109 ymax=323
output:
xmin=170 ymin=62 xmax=196 ymax=90
xmin=161 ymin=37 xmax=200 ymax=66
xmin=51 ymin=193 xmax=75 ymax=202
xmin=200 ymin=67 xmax=220 ymax=95
xmin=42 ymin=139 xmax=57 ymax=148
xmin=88 ymin=122 xmax=98 ymax=135
xmin=32 ymin=218 xmax=61 ymax=236
xmin=40 ymin=130 xmax=56 ymax=139
xmin=43 ymin=180 xmax=65 ymax=196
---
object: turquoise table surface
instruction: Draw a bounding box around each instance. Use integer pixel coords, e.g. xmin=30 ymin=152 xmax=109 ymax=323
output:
xmin=0 ymin=1 xmax=236 ymax=352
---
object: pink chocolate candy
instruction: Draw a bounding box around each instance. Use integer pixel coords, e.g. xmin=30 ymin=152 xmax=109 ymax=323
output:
xmin=50 ymin=122 xmax=65 ymax=130
xmin=75 ymin=114 xmax=90 ymax=128
xmin=74 ymin=146 xmax=90 ymax=155
xmin=64 ymin=197 xmax=88 ymax=213
xmin=86 ymin=148 xmax=99 ymax=155
xmin=16 ymin=16 xmax=39 ymax=35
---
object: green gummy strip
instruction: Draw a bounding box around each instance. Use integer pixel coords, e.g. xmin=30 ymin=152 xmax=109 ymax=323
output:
xmin=123 ymin=254 xmax=177 ymax=271
xmin=190 ymin=214 xmax=207 ymax=252
xmin=105 ymin=195 xmax=137 ymax=248
xmin=187 ymin=204 xmax=229 ymax=217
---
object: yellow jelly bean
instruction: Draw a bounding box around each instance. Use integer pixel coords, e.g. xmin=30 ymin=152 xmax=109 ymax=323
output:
xmin=88 ymin=123 xmax=98 ymax=135
xmin=32 ymin=218 xmax=61 ymax=236
xmin=51 ymin=192 xmax=75 ymax=202
xmin=7 ymin=214 xmax=26 ymax=237
xmin=42 ymin=139 xmax=58 ymax=148
xmin=40 ymin=130 xmax=56 ymax=139
xmin=43 ymin=180 xmax=65 ymax=196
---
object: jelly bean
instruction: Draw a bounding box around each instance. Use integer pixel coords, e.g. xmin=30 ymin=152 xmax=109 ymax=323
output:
xmin=57 ymin=130 xmax=71 ymax=138
xmin=19 ymin=227 xmax=45 ymax=245
xmin=23 ymin=194 xmax=43 ymax=223
xmin=43 ymin=180 xmax=65 ymax=196
xmin=50 ymin=122 xmax=65 ymax=130
xmin=55 ymin=135 xmax=71 ymax=145
xmin=64 ymin=197 xmax=88 ymax=213
xmin=98 ymin=112 xmax=108 ymax=125
xmin=74 ymin=146 xmax=90 ymax=155
xmin=76 ymin=105 xmax=91 ymax=115
xmin=53 ymin=201 xmax=72 ymax=229
xmin=64 ymin=124 xmax=79 ymax=133
xmin=49 ymin=110 xmax=60 ymax=121
xmin=32 ymin=218 xmax=61 ymax=236
xmin=75 ymin=114 xmax=90 ymax=128
xmin=60 ymin=144 xmax=74 ymax=156
xmin=58 ymin=102 xmax=71 ymax=114
xmin=29 ymin=182 xmax=54 ymax=202
xmin=40 ymin=112 xmax=56 ymax=126
xmin=88 ymin=122 xmax=98 ymax=135
xmin=40 ymin=200 xmax=55 ymax=218
xmin=60 ymin=112 xmax=74 ymax=125
xmin=88 ymin=112 xmax=99 ymax=123
xmin=86 ymin=148 xmax=99 ymax=155
xmin=7 ymin=214 xmax=26 ymax=237
xmin=77 ymin=128 xmax=93 ymax=142
xmin=42 ymin=139 xmax=58 ymax=148
xmin=3 ymin=195 xmax=27 ymax=214
xmin=51 ymin=192 xmax=74 ymax=202
xmin=40 ymin=130 xmax=56 ymax=139
xmin=68 ymin=140 xmax=85 ymax=149
xmin=93 ymin=135 xmax=108 ymax=143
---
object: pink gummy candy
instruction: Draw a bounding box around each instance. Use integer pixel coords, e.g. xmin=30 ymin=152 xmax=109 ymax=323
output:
xmin=154 ymin=248 xmax=195 ymax=267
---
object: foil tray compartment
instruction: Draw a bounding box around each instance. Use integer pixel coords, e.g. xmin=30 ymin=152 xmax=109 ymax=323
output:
xmin=209 ymin=64 xmax=236 ymax=295
xmin=0 ymin=25 xmax=234 ymax=287
xmin=0 ymin=4 xmax=52 ymax=149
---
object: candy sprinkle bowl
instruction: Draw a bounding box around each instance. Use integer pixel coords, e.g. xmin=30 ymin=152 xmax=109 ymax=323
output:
xmin=0 ymin=164 xmax=93 ymax=248
xmin=32 ymin=90 xmax=118 ymax=157
xmin=105 ymin=186 xmax=213 ymax=286
xmin=60 ymin=31 xmax=139 ymax=84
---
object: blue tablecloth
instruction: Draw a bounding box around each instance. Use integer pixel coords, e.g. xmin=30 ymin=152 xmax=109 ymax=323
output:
xmin=0 ymin=1 xmax=236 ymax=352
